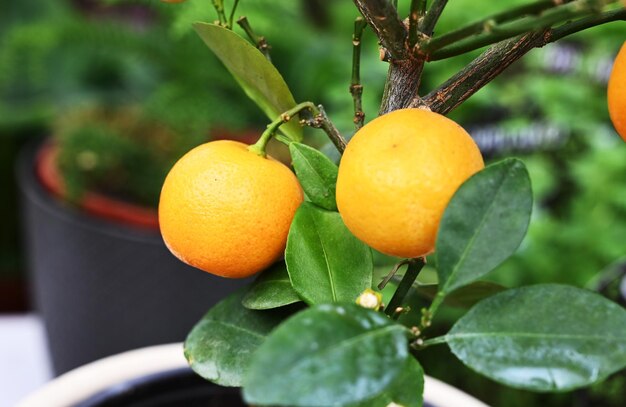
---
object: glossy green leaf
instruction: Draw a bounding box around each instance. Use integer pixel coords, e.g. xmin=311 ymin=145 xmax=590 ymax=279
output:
xmin=351 ymin=358 xmax=424 ymax=407
xmin=193 ymin=23 xmax=302 ymax=141
xmin=242 ymin=262 xmax=301 ymax=310
xmin=436 ymin=158 xmax=532 ymax=295
xmin=415 ymin=281 xmax=507 ymax=309
xmin=285 ymin=202 xmax=373 ymax=305
xmin=243 ymin=304 xmax=410 ymax=406
xmin=445 ymin=284 xmax=626 ymax=392
xmin=184 ymin=290 xmax=293 ymax=387
xmin=289 ymin=142 xmax=338 ymax=211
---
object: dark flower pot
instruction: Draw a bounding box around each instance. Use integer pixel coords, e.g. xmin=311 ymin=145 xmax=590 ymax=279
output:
xmin=76 ymin=368 xmax=245 ymax=407
xmin=17 ymin=140 xmax=249 ymax=375
xmin=16 ymin=344 xmax=477 ymax=407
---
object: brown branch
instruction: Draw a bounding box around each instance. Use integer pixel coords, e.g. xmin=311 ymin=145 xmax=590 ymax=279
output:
xmin=353 ymin=0 xmax=408 ymax=60
xmin=423 ymin=8 xmax=626 ymax=115
xmin=380 ymin=59 xmax=426 ymax=113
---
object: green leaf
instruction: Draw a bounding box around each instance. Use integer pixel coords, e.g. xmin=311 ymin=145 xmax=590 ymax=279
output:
xmin=436 ymin=158 xmax=532 ymax=295
xmin=414 ymin=281 xmax=507 ymax=309
xmin=193 ymin=23 xmax=302 ymax=141
xmin=351 ymin=358 xmax=424 ymax=407
xmin=289 ymin=142 xmax=338 ymax=211
xmin=243 ymin=304 xmax=410 ymax=406
xmin=242 ymin=262 xmax=301 ymax=310
xmin=285 ymin=202 xmax=373 ymax=305
xmin=445 ymin=284 xmax=626 ymax=392
xmin=184 ymin=290 xmax=293 ymax=387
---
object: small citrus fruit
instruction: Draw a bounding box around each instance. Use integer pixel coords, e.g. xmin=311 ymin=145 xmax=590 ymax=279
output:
xmin=336 ymin=108 xmax=484 ymax=258
xmin=159 ymin=140 xmax=303 ymax=278
xmin=608 ymin=42 xmax=626 ymax=141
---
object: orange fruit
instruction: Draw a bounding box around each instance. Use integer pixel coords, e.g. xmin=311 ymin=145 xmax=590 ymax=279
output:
xmin=336 ymin=108 xmax=484 ymax=258
xmin=608 ymin=42 xmax=626 ymax=141
xmin=159 ymin=140 xmax=303 ymax=278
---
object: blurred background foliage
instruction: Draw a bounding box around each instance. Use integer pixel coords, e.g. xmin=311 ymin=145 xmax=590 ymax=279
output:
xmin=1 ymin=0 xmax=625 ymax=405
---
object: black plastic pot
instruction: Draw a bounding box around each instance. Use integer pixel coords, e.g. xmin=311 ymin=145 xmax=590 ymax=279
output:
xmin=17 ymin=140 xmax=249 ymax=375
xmin=75 ymin=367 xmax=436 ymax=407
xmin=76 ymin=368 xmax=245 ymax=407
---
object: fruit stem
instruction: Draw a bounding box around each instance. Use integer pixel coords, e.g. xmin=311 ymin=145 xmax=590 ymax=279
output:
xmin=249 ymin=102 xmax=348 ymax=157
xmin=248 ymin=102 xmax=317 ymax=157
xmin=384 ymin=258 xmax=425 ymax=319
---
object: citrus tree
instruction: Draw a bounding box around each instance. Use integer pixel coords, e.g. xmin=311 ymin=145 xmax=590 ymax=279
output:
xmin=159 ymin=0 xmax=626 ymax=405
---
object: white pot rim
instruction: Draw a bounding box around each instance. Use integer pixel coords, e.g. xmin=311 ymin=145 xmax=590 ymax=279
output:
xmin=16 ymin=343 xmax=488 ymax=407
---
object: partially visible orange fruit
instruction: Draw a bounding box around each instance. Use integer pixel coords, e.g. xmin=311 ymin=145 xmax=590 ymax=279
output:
xmin=336 ymin=108 xmax=484 ymax=258
xmin=609 ymin=42 xmax=626 ymax=142
xmin=159 ymin=140 xmax=303 ymax=278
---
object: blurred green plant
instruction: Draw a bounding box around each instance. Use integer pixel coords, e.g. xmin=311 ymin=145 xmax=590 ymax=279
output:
xmin=54 ymin=106 xmax=207 ymax=206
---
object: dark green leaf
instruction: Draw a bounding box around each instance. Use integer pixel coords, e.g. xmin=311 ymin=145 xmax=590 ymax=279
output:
xmin=243 ymin=304 xmax=410 ymax=406
xmin=242 ymin=262 xmax=301 ymax=310
xmin=285 ymin=202 xmax=373 ymax=305
xmin=184 ymin=290 xmax=293 ymax=387
xmin=193 ymin=23 xmax=302 ymax=141
xmin=289 ymin=142 xmax=338 ymax=211
xmin=415 ymin=281 xmax=507 ymax=309
xmin=351 ymin=358 xmax=424 ymax=407
xmin=445 ymin=284 xmax=626 ymax=392
xmin=436 ymin=158 xmax=532 ymax=294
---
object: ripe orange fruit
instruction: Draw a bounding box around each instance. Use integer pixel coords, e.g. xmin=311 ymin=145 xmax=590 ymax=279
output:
xmin=608 ymin=42 xmax=626 ymax=141
xmin=336 ymin=109 xmax=484 ymax=258
xmin=159 ymin=140 xmax=303 ymax=278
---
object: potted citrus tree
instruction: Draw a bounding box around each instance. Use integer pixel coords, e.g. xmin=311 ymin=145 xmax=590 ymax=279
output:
xmin=169 ymin=0 xmax=626 ymax=405
xmin=18 ymin=0 xmax=626 ymax=406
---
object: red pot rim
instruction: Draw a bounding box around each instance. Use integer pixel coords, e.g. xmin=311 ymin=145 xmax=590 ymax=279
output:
xmin=36 ymin=142 xmax=160 ymax=231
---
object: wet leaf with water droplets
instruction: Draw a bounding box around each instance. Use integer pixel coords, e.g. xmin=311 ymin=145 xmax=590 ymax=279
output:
xmin=243 ymin=304 xmax=409 ymax=406
xmin=445 ymin=284 xmax=626 ymax=391
xmin=184 ymin=290 xmax=295 ymax=386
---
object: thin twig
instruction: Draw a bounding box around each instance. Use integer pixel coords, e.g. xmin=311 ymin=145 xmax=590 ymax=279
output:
xmin=429 ymin=0 xmax=612 ymax=60
xmin=353 ymin=0 xmax=408 ymax=60
xmin=420 ymin=0 xmax=449 ymax=36
xmin=408 ymin=0 xmax=425 ymax=48
xmin=312 ymin=105 xmax=348 ymax=154
xmin=378 ymin=260 xmax=410 ymax=290
xmin=228 ymin=0 xmax=240 ymax=29
xmin=211 ymin=0 xmax=228 ymax=26
xmin=549 ymin=5 xmax=626 ymax=40
xmin=420 ymin=0 xmax=573 ymax=54
xmin=236 ymin=16 xmax=271 ymax=61
xmin=423 ymin=7 xmax=626 ymax=115
xmin=350 ymin=17 xmax=368 ymax=130
xmin=384 ymin=258 xmax=425 ymax=318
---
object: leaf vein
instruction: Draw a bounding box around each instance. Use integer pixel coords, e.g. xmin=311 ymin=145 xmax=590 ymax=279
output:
xmin=442 ymin=168 xmax=512 ymax=293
